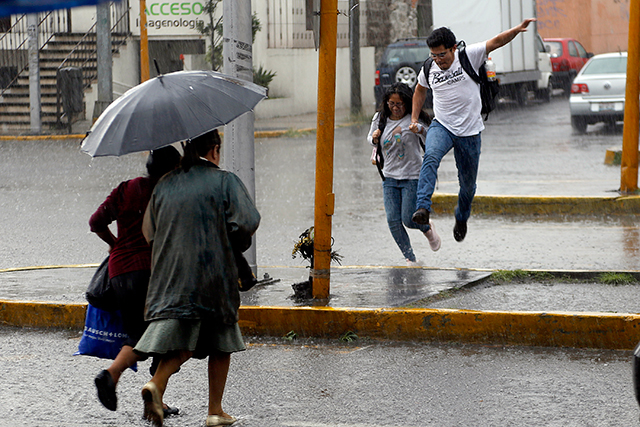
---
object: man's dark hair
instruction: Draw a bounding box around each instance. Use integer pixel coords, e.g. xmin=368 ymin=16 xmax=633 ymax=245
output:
xmin=427 ymin=27 xmax=457 ymax=49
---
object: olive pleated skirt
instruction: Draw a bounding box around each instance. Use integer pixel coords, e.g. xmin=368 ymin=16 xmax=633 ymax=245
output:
xmin=134 ymin=318 xmax=245 ymax=359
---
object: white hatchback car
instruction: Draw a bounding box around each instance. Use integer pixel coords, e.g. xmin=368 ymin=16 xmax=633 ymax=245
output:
xmin=569 ymin=52 xmax=627 ymax=133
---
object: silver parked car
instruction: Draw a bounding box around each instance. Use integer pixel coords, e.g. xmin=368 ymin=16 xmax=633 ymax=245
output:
xmin=569 ymin=52 xmax=627 ymax=134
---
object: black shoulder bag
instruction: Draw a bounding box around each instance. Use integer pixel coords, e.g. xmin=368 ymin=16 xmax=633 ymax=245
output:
xmin=374 ymin=114 xmax=387 ymax=181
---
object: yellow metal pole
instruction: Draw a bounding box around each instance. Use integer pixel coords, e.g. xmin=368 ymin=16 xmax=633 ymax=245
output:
xmin=621 ymin=0 xmax=640 ymax=193
xmin=140 ymin=0 xmax=150 ymax=82
xmin=312 ymin=0 xmax=338 ymax=299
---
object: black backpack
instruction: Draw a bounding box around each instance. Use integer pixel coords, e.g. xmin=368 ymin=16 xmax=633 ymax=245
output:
xmin=422 ymin=41 xmax=500 ymax=121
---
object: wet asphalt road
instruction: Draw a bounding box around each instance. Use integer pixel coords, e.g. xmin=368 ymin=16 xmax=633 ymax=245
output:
xmin=0 ymin=95 xmax=637 ymax=272
xmin=0 ymin=326 xmax=637 ymax=427
xmin=2 ymin=95 xmax=640 ymax=425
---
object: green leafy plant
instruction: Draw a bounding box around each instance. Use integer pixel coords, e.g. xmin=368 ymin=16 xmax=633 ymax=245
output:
xmin=283 ymin=330 xmax=298 ymax=341
xmin=340 ymin=331 xmax=358 ymax=342
xmin=253 ymin=65 xmax=277 ymax=91
xmin=196 ymin=4 xmax=277 ymax=90
xmin=195 ymin=0 xmax=223 ymax=70
xmin=292 ymin=227 xmax=343 ymax=269
xmin=291 ymin=227 xmax=343 ymax=300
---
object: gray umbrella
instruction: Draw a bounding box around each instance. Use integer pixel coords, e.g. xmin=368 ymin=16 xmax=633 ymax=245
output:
xmin=80 ymin=70 xmax=267 ymax=157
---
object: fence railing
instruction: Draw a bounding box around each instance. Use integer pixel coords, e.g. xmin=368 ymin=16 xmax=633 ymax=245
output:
xmin=0 ymin=10 xmax=69 ymax=95
xmin=0 ymin=2 xmax=130 ymax=97
xmin=59 ymin=5 xmax=130 ymax=89
xmin=56 ymin=2 xmax=131 ymax=126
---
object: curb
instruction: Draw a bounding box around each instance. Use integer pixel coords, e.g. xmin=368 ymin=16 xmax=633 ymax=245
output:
xmin=2 ymin=299 xmax=638 ymax=351
xmin=432 ymin=194 xmax=640 ymax=216
xmin=0 ymin=127 xmax=317 ymax=141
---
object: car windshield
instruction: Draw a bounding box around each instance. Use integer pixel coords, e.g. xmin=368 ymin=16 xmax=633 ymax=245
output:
xmin=582 ymin=56 xmax=627 ymax=74
xmin=545 ymin=41 xmax=562 ymax=58
xmin=382 ymin=45 xmax=431 ymax=66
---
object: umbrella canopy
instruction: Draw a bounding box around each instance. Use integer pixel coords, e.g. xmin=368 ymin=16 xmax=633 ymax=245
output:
xmin=81 ymin=70 xmax=267 ymax=157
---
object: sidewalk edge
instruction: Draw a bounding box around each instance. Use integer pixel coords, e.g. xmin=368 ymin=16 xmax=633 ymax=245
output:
xmin=2 ymin=299 xmax=638 ymax=350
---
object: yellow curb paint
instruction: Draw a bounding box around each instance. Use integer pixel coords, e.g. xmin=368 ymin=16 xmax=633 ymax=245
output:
xmin=0 ymin=264 xmax=98 ymax=273
xmin=0 ymin=128 xmax=317 ymax=142
xmin=0 ymin=134 xmax=86 ymax=141
xmin=238 ymin=306 xmax=640 ymax=350
xmin=2 ymin=299 xmax=639 ymax=350
xmin=431 ymin=194 xmax=640 ymax=216
xmin=0 ymin=300 xmax=87 ymax=329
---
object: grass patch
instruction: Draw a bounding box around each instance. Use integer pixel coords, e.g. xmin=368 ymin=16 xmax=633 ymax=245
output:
xmin=281 ymin=128 xmax=316 ymax=138
xmin=490 ymin=270 xmax=572 ymax=284
xmin=491 ymin=269 xmax=529 ymax=283
xmin=598 ymin=272 xmax=637 ymax=285
xmin=347 ymin=111 xmax=374 ymax=125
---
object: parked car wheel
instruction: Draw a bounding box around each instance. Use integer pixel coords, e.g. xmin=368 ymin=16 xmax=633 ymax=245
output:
xmin=394 ymin=63 xmax=419 ymax=87
xmin=571 ymin=116 xmax=587 ymax=134
xmin=515 ymin=83 xmax=529 ymax=106
xmin=537 ymin=78 xmax=552 ymax=102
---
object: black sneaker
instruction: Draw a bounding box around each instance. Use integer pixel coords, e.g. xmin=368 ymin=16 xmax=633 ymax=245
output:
xmin=412 ymin=208 xmax=430 ymax=225
xmin=94 ymin=369 xmax=117 ymax=411
xmin=453 ymin=219 xmax=467 ymax=242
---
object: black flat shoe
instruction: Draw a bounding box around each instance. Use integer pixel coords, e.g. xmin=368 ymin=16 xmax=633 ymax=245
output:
xmin=95 ymin=369 xmax=117 ymax=411
xmin=163 ymin=405 xmax=180 ymax=417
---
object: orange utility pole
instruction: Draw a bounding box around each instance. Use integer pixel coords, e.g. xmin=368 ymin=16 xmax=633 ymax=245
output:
xmin=312 ymin=0 xmax=338 ymax=299
xmin=621 ymin=0 xmax=640 ymax=192
xmin=140 ymin=0 xmax=150 ymax=82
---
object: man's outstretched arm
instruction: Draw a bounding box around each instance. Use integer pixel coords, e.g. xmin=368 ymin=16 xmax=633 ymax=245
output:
xmin=486 ymin=18 xmax=536 ymax=53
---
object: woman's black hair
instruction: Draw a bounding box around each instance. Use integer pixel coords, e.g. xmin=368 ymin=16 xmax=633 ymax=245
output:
xmin=427 ymin=27 xmax=457 ymax=49
xmin=376 ymin=82 xmax=430 ymax=130
xmin=146 ymin=145 xmax=181 ymax=178
xmin=181 ymin=129 xmax=222 ymax=172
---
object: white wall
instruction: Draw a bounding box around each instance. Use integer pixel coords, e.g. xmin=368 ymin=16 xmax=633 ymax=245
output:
xmin=77 ymin=0 xmax=375 ymax=121
xmin=70 ymin=6 xmax=97 ymax=32
xmin=85 ymin=39 xmax=140 ymax=120
xmin=254 ymin=46 xmax=376 ymax=119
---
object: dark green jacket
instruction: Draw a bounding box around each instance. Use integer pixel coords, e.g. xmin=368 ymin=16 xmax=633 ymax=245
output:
xmin=143 ymin=160 xmax=260 ymax=324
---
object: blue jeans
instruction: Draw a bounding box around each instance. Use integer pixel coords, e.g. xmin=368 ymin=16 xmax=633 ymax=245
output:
xmin=383 ymin=178 xmax=431 ymax=261
xmin=416 ymin=120 xmax=481 ymax=222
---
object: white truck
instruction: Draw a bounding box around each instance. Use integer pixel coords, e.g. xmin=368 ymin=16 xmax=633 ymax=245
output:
xmin=432 ymin=0 xmax=552 ymax=104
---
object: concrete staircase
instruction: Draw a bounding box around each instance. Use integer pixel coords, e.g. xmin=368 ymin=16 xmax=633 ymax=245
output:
xmin=0 ymin=32 xmax=127 ymax=133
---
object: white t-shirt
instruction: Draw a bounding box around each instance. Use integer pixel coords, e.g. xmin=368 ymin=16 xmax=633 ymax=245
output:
xmin=367 ymin=113 xmax=426 ymax=180
xmin=417 ymin=41 xmax=488 ymax=137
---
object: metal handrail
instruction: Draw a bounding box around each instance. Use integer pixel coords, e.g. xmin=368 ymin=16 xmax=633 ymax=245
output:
xmin=58 ymin=3 xmax=131 ymax=89
xmin=56 ymin=2 xmax=131 ymax=127
xmin=0 ymin=10 xmax=69 ymax=96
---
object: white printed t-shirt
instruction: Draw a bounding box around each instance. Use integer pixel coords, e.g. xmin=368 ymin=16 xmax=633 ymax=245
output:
xmin=417 ymin=41 xmax=488 ymax=137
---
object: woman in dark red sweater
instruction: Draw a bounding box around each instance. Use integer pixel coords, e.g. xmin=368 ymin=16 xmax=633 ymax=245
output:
xmin=89 ymin=146 xmax=180 ymax=414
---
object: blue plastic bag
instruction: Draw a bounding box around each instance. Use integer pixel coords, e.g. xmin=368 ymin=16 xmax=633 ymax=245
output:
xmin=74 ymin=304 xmax=137 ymax=371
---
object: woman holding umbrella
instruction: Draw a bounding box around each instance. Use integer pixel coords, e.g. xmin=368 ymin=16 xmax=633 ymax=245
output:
xmin=135 ymin=129 xmax=260 ymax=427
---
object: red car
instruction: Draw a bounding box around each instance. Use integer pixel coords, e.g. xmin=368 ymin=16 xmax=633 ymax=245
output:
xmin=543 ymin=38 xmax=593 ymax=94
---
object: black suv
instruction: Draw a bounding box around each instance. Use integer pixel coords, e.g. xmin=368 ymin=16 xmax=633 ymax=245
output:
xmin=374 ymin=38 xmax=432 ymax=108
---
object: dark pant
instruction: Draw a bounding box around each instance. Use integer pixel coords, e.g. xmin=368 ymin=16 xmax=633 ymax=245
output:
xmin=110 ymin=270 xmax=150 ymax=347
